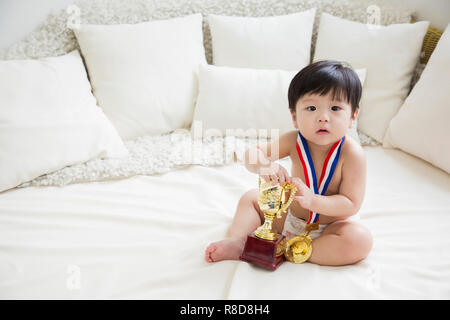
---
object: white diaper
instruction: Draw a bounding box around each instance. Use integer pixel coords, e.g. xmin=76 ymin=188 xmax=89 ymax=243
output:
xmin=282 ymin=209 xmax=360 ymax=240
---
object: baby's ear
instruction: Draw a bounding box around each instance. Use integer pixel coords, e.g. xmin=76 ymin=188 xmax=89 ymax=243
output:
xmin=352 ymin=109 xmax=359 ymax=120
xmin=290 ymin=110 xmax=298 ymax=128
xmin=349 ymin=109 xmax=359 ymax=128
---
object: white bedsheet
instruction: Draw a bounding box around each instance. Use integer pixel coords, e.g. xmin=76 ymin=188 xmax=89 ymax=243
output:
xmin=0 ymin=146 xmax=449 ymax=299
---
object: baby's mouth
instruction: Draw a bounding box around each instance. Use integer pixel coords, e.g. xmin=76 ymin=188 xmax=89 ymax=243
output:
xmin=316 ymin=129 xmax=330 ymax=135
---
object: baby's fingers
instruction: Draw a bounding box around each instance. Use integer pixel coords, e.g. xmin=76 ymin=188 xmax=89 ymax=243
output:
xmin=291 ymin=177 xmax=305 ymax=189
xmin=294 ymin=196 xmax=306 ymax=208
xmin=280 ymin=176 xmax=287 ymax=186
xmin=260 ymin=174 xmax=277 ymax=186
xmin=269 ymin=174 xmax=279 ymax=186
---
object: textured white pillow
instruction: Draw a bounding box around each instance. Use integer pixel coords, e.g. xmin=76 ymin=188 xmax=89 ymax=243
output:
xmin=383 ymin=24 xmax=450 ymax=173
xmin=313 ymin=13 xmax=429 ymax=142
xmin=207 ymin=8 xmax=316 ymax=70
xmin=74 ymin=14 xmax=206 ymax=140
xmin=0 ymin=50 xmax=128 ymax=193
xmin=192 ymin=64 xmax=297 ymax=137
xmin=192 ymin=64 xmax=366 ymax=140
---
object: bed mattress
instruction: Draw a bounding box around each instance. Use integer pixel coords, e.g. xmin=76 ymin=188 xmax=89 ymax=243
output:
xmin=0 ymin=146 xmax=449 ymax=299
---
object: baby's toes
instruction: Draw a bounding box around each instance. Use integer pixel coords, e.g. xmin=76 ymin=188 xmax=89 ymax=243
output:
xmin=205 ymin=243 xmax=217 ymax=262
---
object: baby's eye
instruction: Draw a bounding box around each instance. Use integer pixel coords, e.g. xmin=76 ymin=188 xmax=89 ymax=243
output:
xmin=306 ymin=106 xmax=316 ymax=111
xmin=331 ymin=106 xmax=341 ymax=111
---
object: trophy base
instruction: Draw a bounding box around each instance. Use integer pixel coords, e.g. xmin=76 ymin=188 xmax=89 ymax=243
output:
xmin=239 ymin=232 xmax=285 ymax=271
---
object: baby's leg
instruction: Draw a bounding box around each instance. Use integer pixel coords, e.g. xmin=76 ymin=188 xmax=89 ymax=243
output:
xmin=205 ymin=189 xmax=264 ymax=263
xmin=309 ymin=220 xmax=373 ymax=266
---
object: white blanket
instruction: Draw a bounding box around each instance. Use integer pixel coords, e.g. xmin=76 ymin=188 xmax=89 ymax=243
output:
xmin=0 ymin=146 xmax=449 ymax=299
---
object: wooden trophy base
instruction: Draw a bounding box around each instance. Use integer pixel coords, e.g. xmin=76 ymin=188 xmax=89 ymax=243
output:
xmin=239 ymin=231 xmax=285 ymax=271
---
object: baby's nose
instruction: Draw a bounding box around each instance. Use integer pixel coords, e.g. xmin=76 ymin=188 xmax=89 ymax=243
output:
xmin=318 ymin=112 xmax=330 ymax=122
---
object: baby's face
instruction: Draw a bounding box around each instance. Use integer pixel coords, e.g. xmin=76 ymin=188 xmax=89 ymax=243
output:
xmin=291 ymin=92 xmax=357 ymax=147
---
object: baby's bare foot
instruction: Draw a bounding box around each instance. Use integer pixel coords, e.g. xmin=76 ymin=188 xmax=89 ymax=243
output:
xmin=205 ymin=238 xmax=245 ymax=263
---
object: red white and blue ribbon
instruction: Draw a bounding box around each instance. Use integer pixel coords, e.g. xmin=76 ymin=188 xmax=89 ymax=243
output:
xmin=295 ymin=131 xmax=345 ymax=229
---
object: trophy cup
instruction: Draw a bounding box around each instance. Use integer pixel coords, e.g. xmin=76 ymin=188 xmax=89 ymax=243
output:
xmin=239 ymin=177 xmax=297 ymax=270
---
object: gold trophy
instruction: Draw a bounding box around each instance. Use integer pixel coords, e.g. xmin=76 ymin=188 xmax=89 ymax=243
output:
xmin=239 ymin=177 xmax=297 ymax=270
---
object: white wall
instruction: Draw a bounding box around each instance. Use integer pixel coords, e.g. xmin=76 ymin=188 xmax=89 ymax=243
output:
xmin=0 ymin=0 xmax=449 ymax=51
xmin=0 ymin=0 xmax=75 ymax=50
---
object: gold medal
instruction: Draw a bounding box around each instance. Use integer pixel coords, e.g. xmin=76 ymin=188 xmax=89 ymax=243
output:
xmin=284 ymin=233 xmax=313 ymax=264
xmin=304 ymin=222 xmax=319 ymax=233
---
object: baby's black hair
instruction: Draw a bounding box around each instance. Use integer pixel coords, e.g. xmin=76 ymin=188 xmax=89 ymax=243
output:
xmin=288 ymin=60 xmax=362 ymax=116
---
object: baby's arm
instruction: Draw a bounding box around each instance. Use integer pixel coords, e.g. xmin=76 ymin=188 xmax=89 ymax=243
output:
xmin=244 ymin=131 xmax=296 ymax=184
xmin=294 ymin=144 xmax=366 ymax=218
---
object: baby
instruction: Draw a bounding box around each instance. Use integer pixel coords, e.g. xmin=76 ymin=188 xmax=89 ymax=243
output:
xmin=205 ymin=60 xmax=372 ymax=266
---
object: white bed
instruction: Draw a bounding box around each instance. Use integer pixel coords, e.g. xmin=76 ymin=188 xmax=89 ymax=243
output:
xmin=1 ymin=145 xmax=449 ymax=299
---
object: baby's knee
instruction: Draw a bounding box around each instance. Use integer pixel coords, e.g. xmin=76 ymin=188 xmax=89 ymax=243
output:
xmin=356 ymin=223 xmax=373 ymax=251
xmin=238 ymin=188 xmax=264 ymax=219
xmin=342 ymin=222 xmax=373 ymax=262
xmin=239 ymin=188 xmax=259 ymax=205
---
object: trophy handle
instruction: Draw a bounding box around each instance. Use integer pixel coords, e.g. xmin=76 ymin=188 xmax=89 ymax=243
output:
xmin=276 ymin=183 xmax=297 ymax=218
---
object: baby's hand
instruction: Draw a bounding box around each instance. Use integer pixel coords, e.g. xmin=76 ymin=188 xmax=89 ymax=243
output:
xmin=259 ymin=162 xmax=291 ymax=186
xmin=291 ymin=177 xmax=314 ymax=210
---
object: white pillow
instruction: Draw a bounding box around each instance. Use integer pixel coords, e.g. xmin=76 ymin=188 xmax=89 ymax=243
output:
xmin=74 ymin=14 xmax=206 ymax=140
xmin=313 ymin=13 xmax=429 ymax=142
xmin=207 ymin=8 xmax=316 ymax=70
xmin=383 ymin=24 xmax=450 ymax=173
xmin=0 ymin=50 xmax=128 ymax=193
xmin=192 ymin=64 xmax=366 ymax=141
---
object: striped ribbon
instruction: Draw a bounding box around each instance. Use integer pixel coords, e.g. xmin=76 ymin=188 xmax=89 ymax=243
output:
xmin=295 ymin=131 xmax=345 ymax=230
